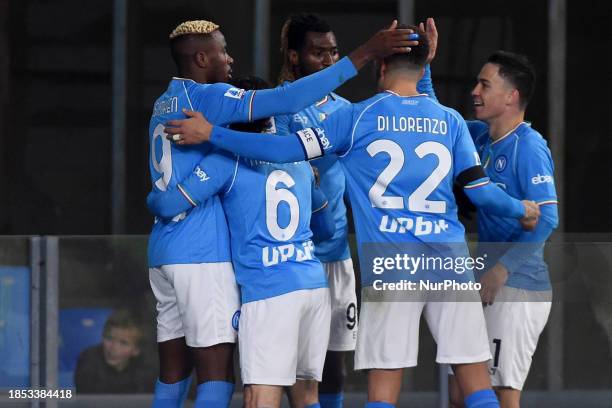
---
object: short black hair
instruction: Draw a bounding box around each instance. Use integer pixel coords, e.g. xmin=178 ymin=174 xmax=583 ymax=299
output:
xmin=383 ymin=24 xmax=429 ymax=72
xmin=487 ymin=50 xmax=536 ymax=109
xmin=285 ymin=13 xmax=332 ymax=52
xmin=229 ymin=76 xmax=272 ymax=133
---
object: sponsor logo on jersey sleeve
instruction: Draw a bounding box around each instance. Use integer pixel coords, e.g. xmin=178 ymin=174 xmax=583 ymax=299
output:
xmin=194 ymin=166 xmax=211 ymax=182
xmin=223 ymin=87 xmax=246 ymax=99
xmin=314 ymin=127 xmax=332 ymax=150
xmin=531 ymin=173 xmax=553 ymax=185
xmin=293 ymin=114 xmax=309 ymax=124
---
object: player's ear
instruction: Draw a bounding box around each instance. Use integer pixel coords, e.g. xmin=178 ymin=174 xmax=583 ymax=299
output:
xmin=508 ymin=88 xmax=519 ymax=107
xmin=195 ymin=51 xmax=208 ymax=69
xmin=380 ymin=60 xmax=387 ymax=80
xmin=288 ymin=49 xmax=299 ymax=66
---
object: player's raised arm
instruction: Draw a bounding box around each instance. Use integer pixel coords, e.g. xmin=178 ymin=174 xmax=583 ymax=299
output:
xmin=167 ymin=22 xmax=417 ymax=143
xmin=147 ymin=151 xmax=236 ymax=219
xmin=416 ymin=18 xmax=438 ymax=101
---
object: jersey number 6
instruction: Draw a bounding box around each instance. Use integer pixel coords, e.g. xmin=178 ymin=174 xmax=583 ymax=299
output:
xmin=265 ymin=170 xmax=300 ymax=241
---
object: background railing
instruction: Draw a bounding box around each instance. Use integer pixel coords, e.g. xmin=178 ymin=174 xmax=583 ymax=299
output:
xmin=0 ymin=235 xmax=611 ymax=407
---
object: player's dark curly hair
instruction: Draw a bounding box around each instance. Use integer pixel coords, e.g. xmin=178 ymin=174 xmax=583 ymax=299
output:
xmin=487 ymin=50 xmax=536 ymax=109
xmin=278 ymin=13 xmax=332 ymax=84
xmin=383 ymin=23 xmax=429 ymax=72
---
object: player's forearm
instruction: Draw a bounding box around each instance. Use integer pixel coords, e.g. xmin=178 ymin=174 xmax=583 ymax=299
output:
xmin=251 ymin=57 xmax=357 ymax=120
xmin=146 ymin=187 xmax=192 ymax=219
xmin=464 ymin=179 xmax=525 ymax=219
xmin=210 ymin=126 xmax=306 ymax=163
xmin=311 ymin=205 xmax=335 ymax=244
xmin=498 ymin=217 xmax=556 ymax=275
xmin=417 ymin=64 xmax=438 ymax=101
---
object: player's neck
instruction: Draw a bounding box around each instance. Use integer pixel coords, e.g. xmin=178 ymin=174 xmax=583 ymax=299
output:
xmin=177 ymin=68 xmax=208 ymax=84
xmin=383 ymin=79 xmax=419 ymax=96
xmin=487 ymin=112 xmax=525 ymax=141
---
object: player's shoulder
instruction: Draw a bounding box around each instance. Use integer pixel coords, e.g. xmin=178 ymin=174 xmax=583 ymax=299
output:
xmin=330 ymin=92 xmax=351 ymax=106
xmin=421 ymin=97 xmax=466 ymax=124
xmin=351 ymin=92 xmax=395 ymax=115
xmin=465 ymin=120 xmax=489 ymax=146
xmin=516 ymin=123 xmax=549 ymax=149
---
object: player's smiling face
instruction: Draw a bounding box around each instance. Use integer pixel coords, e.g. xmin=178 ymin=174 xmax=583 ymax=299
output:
xmin=204 ymin=30 xmax=234 ymax=83
xmin=296 ymin=31 xmax=339 ymax=77
xmin=471 ymin=63 xmax=514 ymax=122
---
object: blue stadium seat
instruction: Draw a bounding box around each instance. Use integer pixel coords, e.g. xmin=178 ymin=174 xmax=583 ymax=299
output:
xmin=59 ymin=308 xmax=112 ymax=388
xmin=0 ymin=266 xmax=30 ymax=388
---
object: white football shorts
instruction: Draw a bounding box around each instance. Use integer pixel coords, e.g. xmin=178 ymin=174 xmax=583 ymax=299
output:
xmin=149 ymin=262 xmax=240 ymax=348
xmin=239 ymin=288 xmax=331 ymax=386
xmin=484 ymin=286 xmax=552 ymax=390
xmin=324 ymin=258 xmax=358 ymax=351
xmin=355 ymin=287 xmax=491 ymax=370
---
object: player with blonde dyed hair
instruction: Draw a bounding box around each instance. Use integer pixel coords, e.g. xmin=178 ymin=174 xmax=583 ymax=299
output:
xmin=148 ymin=18 xmax=418 ymax=408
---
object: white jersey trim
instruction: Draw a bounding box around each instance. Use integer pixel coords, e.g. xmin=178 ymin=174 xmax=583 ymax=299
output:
xmin=225 ymin=156 xmax=240 ymax=194
xmin=181 ymin=81 xmax=195 ymax=110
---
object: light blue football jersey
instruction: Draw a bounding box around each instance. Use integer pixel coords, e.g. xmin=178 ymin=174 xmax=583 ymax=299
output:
xmin=148 ymin=78 xmax=271 ymax=267
xmin=298 ymin=91 xmax=484 ymax=286
xmin=149 ymin=149 xmax=328 ymax=304
xmin=469 ymin=120 xmax=558 ymax=291
xmin=276 ymin=92 xmax=351 ymax=262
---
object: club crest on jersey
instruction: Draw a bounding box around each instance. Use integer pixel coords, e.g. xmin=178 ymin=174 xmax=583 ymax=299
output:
xmin=494 ymin=155 xmax=507 ymax=172
xmin=231 ymin=310 xmax=240 ymax=330
xmin=224 ymin=87 xmax=246 ymax=99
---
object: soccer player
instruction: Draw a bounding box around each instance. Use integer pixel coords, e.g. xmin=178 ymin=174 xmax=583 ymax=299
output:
xmin=443 ymin=53 xmax=558 ymax=408
xmin=162 ymin=24 xmax=542 ymax=408
xmin=412 ymin=21 xmax=558 ymax=407
xmin=148 ymin=19 xmax=415 ymax=408
xmin=147 ymin=75 xmax=336 ymax=408
xmin=275 ymin=14 xmax=355 ymax=408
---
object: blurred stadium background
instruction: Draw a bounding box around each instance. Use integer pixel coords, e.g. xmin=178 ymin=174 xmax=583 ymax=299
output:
xmin=0 ymin=0 xmax=611 ymax=407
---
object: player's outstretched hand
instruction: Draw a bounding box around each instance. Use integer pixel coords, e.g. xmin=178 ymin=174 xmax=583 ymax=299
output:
xmin=419 ymin=17 xmax=438 ymax=64
xmin=165 ymin=109 xmax=213 ymax=145
xmin=348 ymin=20 xmax=419 ymax=69
xmin=479 ymin=263 xmax=509 ymax=306
xmin=520 ymin=200 xmax=540 ymax=231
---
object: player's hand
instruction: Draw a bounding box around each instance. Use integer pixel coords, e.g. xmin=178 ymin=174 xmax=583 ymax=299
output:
xmin=479 ymin=263 xmax=508 ymax=306
xmin=348 ymin=20 xmax=418 ymax=69
xmin=419 ymin=17 xmax=438 ymax=64
xmin=165 ymin=109 xmax=213 ymax=145
xmin=520 ymin=200 xmax=540 ymax=231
